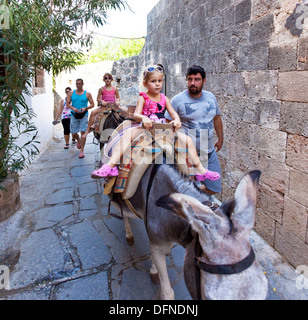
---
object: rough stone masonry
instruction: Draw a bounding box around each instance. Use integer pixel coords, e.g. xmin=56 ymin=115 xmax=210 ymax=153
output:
xmin=111 ymin=0 xmax=308 ymax=268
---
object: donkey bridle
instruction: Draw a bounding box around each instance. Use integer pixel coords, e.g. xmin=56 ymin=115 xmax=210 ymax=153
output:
xmin=194 ymin=233 xmax=256 ymax=300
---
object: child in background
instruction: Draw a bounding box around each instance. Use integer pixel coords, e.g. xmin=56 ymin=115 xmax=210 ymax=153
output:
xmin=91 ymin=65 xmax=220 ymax=182
xmin=82 ymin=73 xmax=120 ymax=139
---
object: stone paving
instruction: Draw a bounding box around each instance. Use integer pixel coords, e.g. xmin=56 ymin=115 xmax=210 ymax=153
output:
xmin=0 ymin=134 xmax=307 ymax=300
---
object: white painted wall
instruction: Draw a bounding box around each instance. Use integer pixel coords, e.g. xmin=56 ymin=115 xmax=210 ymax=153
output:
xmin=31 ymin=71 xmax=54 ymax=153
xmin=12 ymin=72 xmax=54 ymax=165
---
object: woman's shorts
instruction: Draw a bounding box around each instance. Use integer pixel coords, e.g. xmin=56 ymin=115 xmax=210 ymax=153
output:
xmin=70 ymin=115 xmax=88 ymax=134
xmin=62 ymin=118 xmax=71 ymax=135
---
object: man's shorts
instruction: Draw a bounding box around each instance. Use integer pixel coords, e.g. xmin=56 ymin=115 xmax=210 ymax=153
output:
xmin=200 ymin=149 xmax=222 ymax=193
xmin=70 ymin=115 xmax=88 ymax=134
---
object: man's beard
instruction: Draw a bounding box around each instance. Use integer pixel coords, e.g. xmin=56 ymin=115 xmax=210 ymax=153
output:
xmin=188 ymin=85 xmax=202 ymax=95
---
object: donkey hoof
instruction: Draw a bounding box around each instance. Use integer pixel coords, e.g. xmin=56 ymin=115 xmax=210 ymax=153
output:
xmin=126 ymin=236 xmax=134 ymax=246
xmin=150 ymin=273 xmax=160 ymax=285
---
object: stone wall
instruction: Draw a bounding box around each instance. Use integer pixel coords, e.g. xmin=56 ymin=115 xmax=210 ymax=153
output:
xmin=111 ymin=0 xmax=308 ymax=268
xmin=111 ymin=54 xmax=144 ymax=107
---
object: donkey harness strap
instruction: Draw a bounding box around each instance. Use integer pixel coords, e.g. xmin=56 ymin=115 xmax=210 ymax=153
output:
xmin=195 ymin=244 xmax=255 ymax=275
xmin=194 ymin=233 xmax=255 ymax=300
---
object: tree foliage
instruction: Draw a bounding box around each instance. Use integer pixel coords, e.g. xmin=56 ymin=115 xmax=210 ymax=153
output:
xmin=0 ymin=0 xmax=126 ymax=183
xmin=79 ymin=37 xmax=145 ymax=64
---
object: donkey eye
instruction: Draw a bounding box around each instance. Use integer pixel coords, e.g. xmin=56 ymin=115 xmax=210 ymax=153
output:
xmin=202 ymin=223 xmax=208 ymax=230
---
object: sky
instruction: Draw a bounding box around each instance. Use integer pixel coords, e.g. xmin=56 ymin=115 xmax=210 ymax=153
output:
xmin=88 ymin=0 xmax=161 ymax=39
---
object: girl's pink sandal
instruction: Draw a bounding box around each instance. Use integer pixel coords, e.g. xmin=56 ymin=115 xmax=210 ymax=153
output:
xmin=91 ymin=164 xmax=119 ymax=179
xmin=195 ymin=170 xmax=220 ymax=181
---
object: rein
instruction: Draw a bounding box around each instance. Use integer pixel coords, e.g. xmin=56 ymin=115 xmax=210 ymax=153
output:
xmin=194 ymin=233 xmax=255 ymax=300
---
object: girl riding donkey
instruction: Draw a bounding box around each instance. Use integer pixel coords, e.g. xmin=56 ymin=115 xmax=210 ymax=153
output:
xmin=82 ymin=73 xmax=120 ymax=139
xmin=91 ymin=65 xmax=220 ymax=182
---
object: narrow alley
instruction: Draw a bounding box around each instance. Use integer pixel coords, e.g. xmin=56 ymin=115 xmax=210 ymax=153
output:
xmin=0 ymin=132 xmax=307 ymax=300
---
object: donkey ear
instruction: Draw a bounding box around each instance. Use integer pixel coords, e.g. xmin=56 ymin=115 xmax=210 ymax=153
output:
xmin=157 ymin=193 xmax=214 ymax=225
xmin=156 ymin=193 xmax=185 ymax=218
xmin=232 ymin=170 xmax=261 ymax=230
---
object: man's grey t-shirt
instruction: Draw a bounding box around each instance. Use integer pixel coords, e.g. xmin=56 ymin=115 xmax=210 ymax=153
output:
xmin=165 ymin=90 xmax=220 ymax=155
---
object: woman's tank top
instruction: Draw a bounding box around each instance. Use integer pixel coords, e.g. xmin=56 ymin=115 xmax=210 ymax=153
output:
xmin=62 ymin=100 xmax=71 ymax=119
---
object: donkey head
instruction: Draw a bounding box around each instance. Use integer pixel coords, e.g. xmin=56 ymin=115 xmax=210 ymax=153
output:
xmin=157 ymin=171 xmax=267 ymax=300
xmin=158 ymin=171 xmax=261 ymax=263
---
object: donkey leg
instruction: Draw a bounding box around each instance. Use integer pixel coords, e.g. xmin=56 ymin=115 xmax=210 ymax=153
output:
xmin=150 ymin=255 xmax=159 ymax=285
xmin=124 ymin=217 xmax=134 ymax=245
xmin=150 ymin=243 xmax=175 ymax=300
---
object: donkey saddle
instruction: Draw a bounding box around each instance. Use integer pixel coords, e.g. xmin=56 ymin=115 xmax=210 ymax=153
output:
xmin=102 ymin=121 xmax=195 ymax=200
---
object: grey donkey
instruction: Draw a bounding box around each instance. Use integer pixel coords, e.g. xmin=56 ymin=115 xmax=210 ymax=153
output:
xmin=111 ymin=164 xmax=268 ymax=300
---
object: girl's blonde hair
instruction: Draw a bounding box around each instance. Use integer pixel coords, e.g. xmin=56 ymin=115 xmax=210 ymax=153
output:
xmin=143 ymin=64 xmax=164 ymax=82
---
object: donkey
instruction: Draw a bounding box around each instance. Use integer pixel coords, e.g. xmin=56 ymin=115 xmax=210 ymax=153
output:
xmin=95 ymin=109 xmax=126 ymax=150
xmin=110 ymin=164 xmax=268 ymax=300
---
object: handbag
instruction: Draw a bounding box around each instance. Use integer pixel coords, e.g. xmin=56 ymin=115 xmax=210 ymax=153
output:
xmin=72 ymin=110 xmax=87 ymax=119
